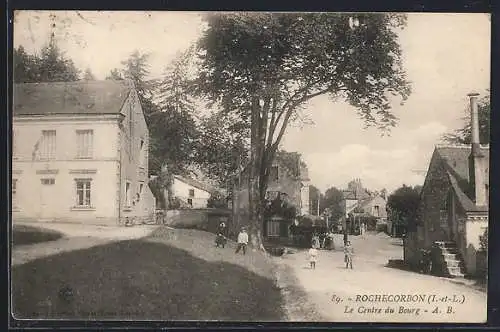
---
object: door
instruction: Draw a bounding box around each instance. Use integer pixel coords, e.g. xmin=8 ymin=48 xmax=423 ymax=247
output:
xmin=39 ymin=178 xmax=56 ymax=220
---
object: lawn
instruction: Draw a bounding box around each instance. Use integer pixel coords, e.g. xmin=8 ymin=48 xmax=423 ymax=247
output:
xmin=12 ymin=224 xmax=64 ymax=247
xmin=12 ymin=227 xmax=285 ymax=321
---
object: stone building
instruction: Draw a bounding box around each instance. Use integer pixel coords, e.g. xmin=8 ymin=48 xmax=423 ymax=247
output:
xmin=12 ymin=80 xmax=156 ymax=225
xmin=405 ymin=93 xmax=489 ymax=277
xmin=231 ymin=151 xmax=310 ymax=239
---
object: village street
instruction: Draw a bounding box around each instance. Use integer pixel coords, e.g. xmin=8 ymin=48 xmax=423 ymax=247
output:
xmin=276 ymin=233 xmax=487 ymax=323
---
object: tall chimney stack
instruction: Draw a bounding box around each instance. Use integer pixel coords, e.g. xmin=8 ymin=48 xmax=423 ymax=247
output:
xmin=467 ymin=92 xmax=487 ymax=206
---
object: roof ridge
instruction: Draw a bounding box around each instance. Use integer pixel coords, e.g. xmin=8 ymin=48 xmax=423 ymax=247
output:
xmin=436 ymin=143 xmax=490 ymax=149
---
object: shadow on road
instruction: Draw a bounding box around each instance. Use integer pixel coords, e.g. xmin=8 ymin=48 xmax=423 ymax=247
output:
xmin=11 ymin=239 xmax=284 ymax=321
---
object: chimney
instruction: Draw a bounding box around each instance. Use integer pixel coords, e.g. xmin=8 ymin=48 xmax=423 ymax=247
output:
xmin=467 ymin=92 xmax=487 ymax=206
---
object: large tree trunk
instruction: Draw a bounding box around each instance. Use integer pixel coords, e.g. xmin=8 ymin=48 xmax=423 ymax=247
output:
xmin=247 ymin=98 xmax=266 ymax=251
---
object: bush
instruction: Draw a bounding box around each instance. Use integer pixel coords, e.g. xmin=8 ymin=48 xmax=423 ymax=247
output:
xmin=13 ymin=225 xmax=63 ymax=246
xmin=479 ymin=228 xmax=488 ymax=251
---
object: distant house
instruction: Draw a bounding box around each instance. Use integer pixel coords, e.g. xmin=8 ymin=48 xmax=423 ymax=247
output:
xmin=405 ymin=94 xmax=489 ymax=278
xmin=341 ymin=179 xmax=387 ymax=232
xmin=232 ymin=151 xmax=310 ymax=239
xmin=171 ymin=174 xmax=219 ymax=209
xmin=12 ymin=80 xmax=156 ymax=225
xmin=341 ymin=178 xmax=372 ymax=217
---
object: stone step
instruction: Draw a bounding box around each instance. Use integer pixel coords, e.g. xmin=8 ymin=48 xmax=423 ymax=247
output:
xmin=447 ymin=266 xmax=464 ymax=276
xmin=435 ymin=243 xmax=457 ymax=249
xmin=448 ymin=271 xmax=465 ymax=278
xmin=435 ymin=240 xmax=455 ymax=245
xmin=444 ymin=259 xmax=461 ymax=268
xmin=441 ymin=253 xmax=460 ymax=261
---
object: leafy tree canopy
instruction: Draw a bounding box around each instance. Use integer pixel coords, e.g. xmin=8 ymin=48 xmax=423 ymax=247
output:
xmin=14 ymin=37 xmax=80 ymax=83
xmin=386 ymin=184 xmax=421 ymax=227
xmin=195 ymin=13 xmax=411 ymax=133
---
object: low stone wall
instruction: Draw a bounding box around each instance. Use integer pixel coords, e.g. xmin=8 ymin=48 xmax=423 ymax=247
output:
xmin=13 ymin=214 xmax=156 ymax=227
xmin=164 ymin=208 xmax=231 ymax=233
xmin=12 ymin=216 xmax=120 ymax=226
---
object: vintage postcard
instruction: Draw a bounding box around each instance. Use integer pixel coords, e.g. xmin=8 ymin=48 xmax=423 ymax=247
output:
xmin=10 ymin=11 xmax=489 ymax=324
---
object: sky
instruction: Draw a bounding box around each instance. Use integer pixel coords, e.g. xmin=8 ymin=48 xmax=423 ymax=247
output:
xmin=13 ymin=11 xmax=491 ymax=193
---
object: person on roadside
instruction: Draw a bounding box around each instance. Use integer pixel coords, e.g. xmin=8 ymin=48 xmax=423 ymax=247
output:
xmin=344 ymin=241 xmax=354 ymax=269
xmin=326 ymin=230 xmax=335 ymax=250
xmin=218 ymin=222 xmax=227 ymax=236
xmin=235 ymin=227 xmax=249 ymax=255
xmin=308 ymin=245 xmax=318 ymax=269
xmin=215 ymin=232 xmax=227 ymax=248
xmin=311 ymin=233 xmax=320 ymax=249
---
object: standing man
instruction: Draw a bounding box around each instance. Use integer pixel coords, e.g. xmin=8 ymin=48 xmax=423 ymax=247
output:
xmin=344 ymin=241 xmax=354 ymax=269
xmin=235 ymin=227 xmax=249 ymax=255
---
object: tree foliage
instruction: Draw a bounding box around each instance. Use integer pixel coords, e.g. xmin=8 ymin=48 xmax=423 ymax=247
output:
xmin=309 ymin=185 xmax=323 ymax=216
xmin=194 ymin=13 xmax=411 ymax=247
xmin=82 ymin=68 xmax=96 ymax=80
xmin=322 ymin=186 xmax=345 ymax=222
xmin=479 ymin=227 xmax=488 ymax=251
xmin=386 ymin=184 xmax=420 ymax=228
xmin=13 ymin=38 xmax=80 ymax=83
xmin=114 ymin=50 xmax=199 ymax=176
xmin=195 ymin=112 xmax=249 ymax=184
xmin=442 ymin=94 xmax=490 ymax=145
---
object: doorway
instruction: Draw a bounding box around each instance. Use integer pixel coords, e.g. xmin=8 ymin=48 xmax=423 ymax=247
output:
xmin=39 ymin=178 xmax=56 ymax=220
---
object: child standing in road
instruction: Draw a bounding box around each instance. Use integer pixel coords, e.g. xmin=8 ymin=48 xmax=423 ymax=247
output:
xmin=308 ymin=246 xmax=318 ymax=269
xmin=344 ymin=241 xmax=354 ymax=269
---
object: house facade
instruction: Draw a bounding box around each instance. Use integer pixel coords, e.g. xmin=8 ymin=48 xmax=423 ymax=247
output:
xmin=340 ymin=179 xmax=387 ymax=232
xmin=12 ymin=80 xmax=156 ymax=226
xmin=171 ymin=174 xmax=214 ymax=209
xmin=232 ymin=151 xmax=310 ymax=239
xmin=405 ymin=93 xmax=489 ymax=277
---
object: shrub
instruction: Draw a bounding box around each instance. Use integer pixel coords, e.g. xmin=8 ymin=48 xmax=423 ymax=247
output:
xmin=479 ymin=227 xmax=488 ymax=251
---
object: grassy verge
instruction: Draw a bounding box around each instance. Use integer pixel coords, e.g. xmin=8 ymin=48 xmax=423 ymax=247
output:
xmin=12 ymin=225 xmax=64 ymax=247
xmin=12 ymin=227 xmax=285 ymax=321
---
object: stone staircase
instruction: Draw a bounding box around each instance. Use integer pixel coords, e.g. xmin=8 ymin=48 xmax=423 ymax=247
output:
xmin=431 ymin=241 xmax=466 ymax=278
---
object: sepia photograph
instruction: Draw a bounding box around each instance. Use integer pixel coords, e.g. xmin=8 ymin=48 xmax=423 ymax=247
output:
xmin=10 ymin=11 xmax=489 ymax=323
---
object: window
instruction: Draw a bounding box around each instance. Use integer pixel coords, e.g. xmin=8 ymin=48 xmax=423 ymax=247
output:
xmin=189 ymin=189 xmax=195 ymax=197
xmin=270 ymin=166 xmax=279 ymax=181
xmin=374 ymin=205 xmax=380 ymax=217
xmin=139 ymin=139 xmax=145 ymax=167
xmin=41 ymin=178 xmax=55 ymax=185
xmin=39 ymin=130 xmax=56 ymax=160
xmin=12 ymin=179 xmax=18 ymax=208
xmin=136 ymin=183 xmax=144 ymax=202
xmin=76 ymin=130 xmax=93 ymax=159
xmin=125 ymin=182 xmax=131 ymax=207
xmin=75 ymin=179 xmax=91 ymax=207
xmin=267 ymin=220 xmax=280 ymax=237
xmin=187 ymin=198 xmax=193 ymax=207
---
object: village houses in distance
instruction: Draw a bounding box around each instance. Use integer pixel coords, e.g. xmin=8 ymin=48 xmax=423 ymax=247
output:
xmin=12 ymin=79 xmax=489 ymax=282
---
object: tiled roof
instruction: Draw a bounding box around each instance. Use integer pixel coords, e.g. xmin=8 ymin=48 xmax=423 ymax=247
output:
xmin=435 ymin=145 xmax=489 ymax=212
xmin=173 ymin=174 xmax=218 ymax=194
xmin=342 ymin=189 xmax=370 ymax=200
xmin=436 ymin=145 xmax=489 ymax=183
xmin=13 ymin=80 xmax=132 ymax=116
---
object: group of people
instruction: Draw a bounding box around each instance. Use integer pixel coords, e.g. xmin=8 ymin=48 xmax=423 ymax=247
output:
xmin=215 ymin=222 xmax=354 ymax=267
xmin=215 ymin=222 xmax=249 ymax=255
xmin=311 ymin=230 xmax=336 ymax=250
xmin=308 ymin=240 xmax=354 ymax=270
